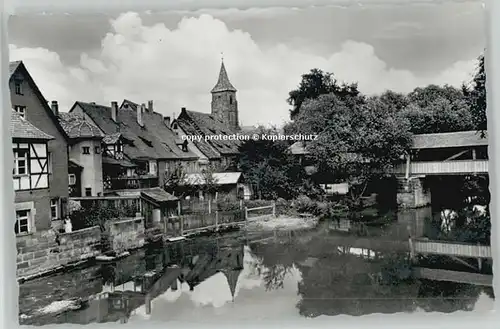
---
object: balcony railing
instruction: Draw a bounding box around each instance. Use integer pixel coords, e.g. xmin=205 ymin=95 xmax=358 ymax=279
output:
xmin=104 ymin=176 xmax=159 ymax=191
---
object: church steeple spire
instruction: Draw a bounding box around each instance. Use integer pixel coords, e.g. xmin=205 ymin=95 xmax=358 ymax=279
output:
xmin=210 ymin=56 xmax=239 ymax=130
xmin=211 ymin=58 xmax=237 ymax=93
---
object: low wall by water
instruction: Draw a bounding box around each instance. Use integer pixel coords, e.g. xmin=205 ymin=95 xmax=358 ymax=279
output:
xmin=16 ymin=226 xmax=101 ymax=279
xmin=105 ymin=217 xmax=146 ymax=254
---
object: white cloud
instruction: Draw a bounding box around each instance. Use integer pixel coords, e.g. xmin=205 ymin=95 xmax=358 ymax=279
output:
xmin=9 ymin=12 xmax=477 ymax=127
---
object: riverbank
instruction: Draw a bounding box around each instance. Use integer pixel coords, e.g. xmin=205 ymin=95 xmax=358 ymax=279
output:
xmin=246 ymin=214 xmax=319 ymax=231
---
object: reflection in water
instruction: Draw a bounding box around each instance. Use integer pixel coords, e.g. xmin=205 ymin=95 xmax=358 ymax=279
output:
xmin=18 ymin=214 xmax=495 ymax=325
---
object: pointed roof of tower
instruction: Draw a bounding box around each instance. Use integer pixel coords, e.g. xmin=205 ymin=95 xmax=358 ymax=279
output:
xmin=220 ymin=268 xmax=241 ymax=302
xmin=211 ymin=60 xmax=237 ymax=93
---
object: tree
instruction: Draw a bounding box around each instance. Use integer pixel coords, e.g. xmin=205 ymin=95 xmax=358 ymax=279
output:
xmin=238 ymin=126 xmax=313 ymax=200
xmin=163 ymin=163 xmax=195 ymax=197
xmin=398 ymin=85 xmax=475 ymax=134
xmin=291 ymin=93 xmax=413 ymax=208
xmin=375 ymin=90 xmax=409 ymax=113
xmin=288 ymin=68 xmax=361 ymax=119
xmin=200 ymin=164 xmax=219 ymax=201
xmin=463 ymin=54 xmax=487 ymax=134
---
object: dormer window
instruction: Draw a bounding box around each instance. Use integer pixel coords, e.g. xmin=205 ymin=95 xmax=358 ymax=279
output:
xmin=181 ymin=140 xmax=189 ymax=152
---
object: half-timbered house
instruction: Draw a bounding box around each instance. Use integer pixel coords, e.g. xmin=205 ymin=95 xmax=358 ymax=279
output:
xmin=9 ymin=61 xmax=71 ymax=232
xmin=11 ymin=110 xmax=55 ymax=234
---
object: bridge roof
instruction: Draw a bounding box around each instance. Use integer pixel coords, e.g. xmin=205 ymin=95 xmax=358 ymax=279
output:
xmin=412 ymin=131 xmax=488 ymax=149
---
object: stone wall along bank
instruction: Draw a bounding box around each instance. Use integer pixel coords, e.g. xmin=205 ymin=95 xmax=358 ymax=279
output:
xmin=16 ymin=226 xmax=101 ymax=279
xmin=105 ymin=217 xmax=145 ymax=255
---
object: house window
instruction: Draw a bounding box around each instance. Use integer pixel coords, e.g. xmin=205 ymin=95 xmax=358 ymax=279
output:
xmin=229 ymin=95 xmax=233 ymax=104
xmin=13 ymin=150 xmax=28 ymax=175
xmin=82 ymin=146 xmax=90 ymax=154
xmin=68 ymin=174 xmax=76 ymax=185
xmin=95 ymin=146 xmax=101 ymax=154
xmin=50 ymin=199 xmax=59 ymax=220
xmin=14 ymin=105 xmax=26 ymax=118
xmin=15 ymin=210 xmax=31 ymax=235
xmin=85 ymin=187 xmax=92 ymax=196
xmin=14 ymin=81 xmax=23 ymax=95
xmin=148 ymin=161 xmax=157 ymax=175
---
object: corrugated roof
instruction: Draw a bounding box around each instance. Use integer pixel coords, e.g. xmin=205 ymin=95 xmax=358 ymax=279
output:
xmin=183 ymin=172 xmax=242 ymax=186
xmin=111 ymin=187 xmax=178 ymax=202
xmin=290 ymin=131 xmax=488 ymax=154
xmin=211 ymin=61 xmax=237 ymax=93
xmin=58 ymin=112 xmax=104 ymax=139
xmin=412 ymin=131 xmax=488 ymax=149
xmin=177 ymin=109 xmax=241 ymax=155
xmin=10 ymin=110 xmax=54 ymax=140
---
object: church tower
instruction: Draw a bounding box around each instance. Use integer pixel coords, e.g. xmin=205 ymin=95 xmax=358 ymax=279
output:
xmin=211 ymin=58 xmax=239 ymax=130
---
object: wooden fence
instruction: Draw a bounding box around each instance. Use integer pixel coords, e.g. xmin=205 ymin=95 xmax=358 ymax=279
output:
xmin=160 ymin=203 xmax=276 ymax=238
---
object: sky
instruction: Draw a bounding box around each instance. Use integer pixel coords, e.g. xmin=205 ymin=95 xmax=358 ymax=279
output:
xmin=8 ymin=1 xmax=486 ymax=127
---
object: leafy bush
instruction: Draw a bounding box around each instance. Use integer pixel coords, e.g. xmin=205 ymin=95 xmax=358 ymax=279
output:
xmin=292 ymin=195 xmax=316 ymax=213
xmin=70 ymin=202 xmax=139 ymax=231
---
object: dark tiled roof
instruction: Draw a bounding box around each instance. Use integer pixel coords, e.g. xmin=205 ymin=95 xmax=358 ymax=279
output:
xmin=140 ymin=187 xmax=179 ymax=202
xmin=68 ymin=160 xmax=83 ymax=169
xmin=175 ymin=119 xmax=221 ymax=159
xmin=72 ymin=101 xmax=185 ymax=160
xmin=120 ymin=100 xmax=198 ymax=160
xmin=211 ymin=61 xmax=237 ymax=93
xmin=9 ymin=61 xmax=71 ymax=142
xmin=102 ymin=133 xmax=121 ymax=144
xmin=102 ymin=155 xmax=137 ymax=167
xmin=10 ymin=110 xmax=54 ymax=140
xmin=178 ymin=109 xmax=241 ymax=155
xmin=58 ymin=112 xmax=104 ymax=139
xmin=9 ymin=61 xmax=22 ymax=75
xmin=412 ymin=131 xmax=488 ymax=149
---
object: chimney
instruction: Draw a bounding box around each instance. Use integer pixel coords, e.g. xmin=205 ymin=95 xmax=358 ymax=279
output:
xmin=111 ymin=101 xmax=118 ymax=122
xmin=181 ymin=107 xmax=186 ymax=115
xmin=147 ymin=100 xmax=153 ymax=112
xmin=51 ymin=101 xmax=59 ymax=116
xmin=137 ymin=103 xmax=145 ymax=126
xmin=164 ymin=116 xmax=171 ymax=127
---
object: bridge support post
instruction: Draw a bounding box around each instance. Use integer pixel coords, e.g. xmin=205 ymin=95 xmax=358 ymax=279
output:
xmin=396 ymin=177 xmax=431 ymax=209
xmin=145 ymin=295 xmax=152 ymax=315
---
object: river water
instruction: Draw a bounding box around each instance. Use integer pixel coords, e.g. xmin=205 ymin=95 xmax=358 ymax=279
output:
xmin=18 ymin=206 xmax=494 ymax=325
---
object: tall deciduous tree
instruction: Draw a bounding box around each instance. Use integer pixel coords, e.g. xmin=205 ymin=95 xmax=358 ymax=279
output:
xmin=163 ymin=163 xmax=194 ymax=197
xmin=398 ymin=85 xmax=474 ymax=134
xmin=291 ymin=93 xmax=412 ymax=207
xmin=463 ymin=54 xmax=487 ymax=134
xmin=238 ymin=126 xmax=314 ymax=200
xmin=288 ymin=69 xmax=361 ymax=119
